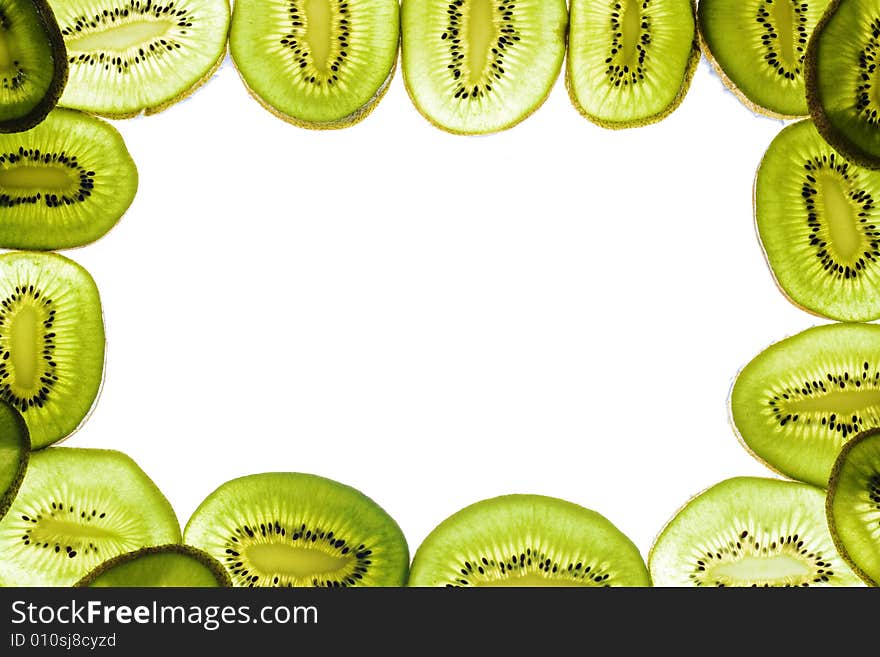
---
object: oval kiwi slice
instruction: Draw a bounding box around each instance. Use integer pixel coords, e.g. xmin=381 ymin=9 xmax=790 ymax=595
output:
xmin=184 ymin=472 xmax=409 ymax=587
xmin=0 ymin=447 xmax=180 ymax=586
xmin=408 ymin=494 xmax=650 ymax=587
xmin=401 ymin=0 xmax=568 ymax=135
xmin=0 ymin=108 xmax=137 ymax=250
xmin=826 ymin=428 xmax=880 ymax=585
xmin=649 ymin=477 xmax=862 ymax=586
xmin=230 ymin=0 xmax=400 ymax=129
xmin=75 ymin=544 xmax=232 ymax=587
xmin=0 ymin=399 xmax=29 ymax=521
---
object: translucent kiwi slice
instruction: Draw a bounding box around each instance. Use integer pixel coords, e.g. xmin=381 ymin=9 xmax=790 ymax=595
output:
xmin=566 ymin=0 xmax=700 ymax=129
xmin=0 ymin=108 xmax=137 ymax=250
xmin=230 ymin=0 xmax=400 ymax=129
xmin=0 ymin=447 xmax=180 ymax=586
xmin=0 ymin=399 xmax=28 ymax=520
xmin=408 ymin=494 xmax=650 ymax=587
xmin=184 ymin=472 xmax=409 ymax=587
xmin=401 ymin=0 xmax=568 ymax=134
xmin=826 ymin=428 xmax=880 ymax=585
xmin=0 ymin=251 xmax=105 ymax=449
xmin=649 ymin=477 xmax=862 ymax=586
xmin=730 ymin=323 xmax=880 ymax=488
xmin=75 ymin=544 xmax=232 ymax=587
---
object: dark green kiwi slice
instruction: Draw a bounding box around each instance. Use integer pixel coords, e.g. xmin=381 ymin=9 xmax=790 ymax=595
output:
xmin=730 ymin=323 xmax=880 ymax=488
xmin=0 ymin=0 xmax=67 ymax=133
xmin=0 ymin=109 xmax=137 ymax=250
xmin=48 ymin=0 xmax=230 ymax=117
xmin=755 ymin=119 xmax=880 ymax=322
xmin=75 ymin=544 xmax=232 ymax=587
xmin=806 ymin=0 xmax=880 ymax=169
xmin=408 ymin=494 xmax=650 ymax=587
xmin=184 ymin=472 xmax=409 ymax=587
xmin=566 ymin=0 xmax=700 ymax=129
xmin=0 ymin=251 xmax=105 ymax=449
xmin=0 ymin=399 xmax=28 ymax=520
xmin=230 ymin=0 xmax=400 ymax=129
xmin=0 ymin=447 xmax=180 ymax=586
xmin=649 ymin=477 xmax=862 ymax=586
xmin=401 ymin=0 xmax=568 ymax=134
xmin=826 ymin=428 xmax=880 ymax=585
xmin=698 ymin=0 xmax=833 ymax=117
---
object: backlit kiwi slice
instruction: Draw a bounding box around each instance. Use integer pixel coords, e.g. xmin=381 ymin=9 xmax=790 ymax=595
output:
xmin=408 ymin=494 xmax=650 ymax=587
xmin=184 ymin=472 xmax=409 ymax=587
xmin=0 ymin=399 xmax=28 ymax=520
xmin=649 ymin=477 xmax=862 ymax=586
xmin=75 ymin=544 xmax=232 ymax=587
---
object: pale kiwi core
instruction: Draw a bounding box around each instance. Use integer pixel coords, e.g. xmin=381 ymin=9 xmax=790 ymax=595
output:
xmin=244 ymin=543 xmax=352 ymax=581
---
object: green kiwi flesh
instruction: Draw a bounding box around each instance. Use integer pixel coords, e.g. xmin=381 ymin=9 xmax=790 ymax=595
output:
xmin=401 ymin=0 xmax=568 ymax=135
xmin=755 ymin=120 xmax=880 ymax=321
xmin=699 ymin=0 xmax=832 ymax=117
xmin=0 ymin=0 xmax=67 ymax=132
xmin=75 ymin=544 xmax=232 ymax=587
xmin=826 ymin=428 xmax=880 ymax=585
xmin=0 ymin=447 xmax=180 ymax=586
xmin=0 ymin=108 xmax=137 ymax=250
xmin=566 ymin=0 xmax=699 ymax=129
xmin=408 ymin=494 xmax=650 ymax=587
xmin=0 ymin=251 xmax=105 ymax=449
xmin=184 ymin=472 xmax=409 ymax=587
xmin=0 ymin=399 xmax=28 ymax=520
xmin=230 ymin=0 xmax=400 ymax=129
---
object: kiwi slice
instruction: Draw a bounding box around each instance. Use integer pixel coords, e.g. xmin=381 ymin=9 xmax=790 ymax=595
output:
xmin=826 ymin=428 xmax=880 ymax=585
xmin=230 ymin=0 xmax=400 ymax=129
xmin=806 ymin=0 xmax=880 ymax=169
xmin=48 ymin=0 xmax=230 ymax=118
xmin=566 ymin=0 xmax=700 ymax=129
xmin=0 ymin=399 xmax=28 ymax=520
xmin=184 ymin=472 xmax=409 ymax=587
xmin=0 ymin=251 xmax=105 ymax=449
xmin=698 ymin=0 xmax=832 ymax=118
xmin=408 ymin=494 xmax=650 ymax=587
xmin=730 ymin=323 xmax=880 ymax=488
xmin=0 ymin=0 xmax=67 ymax=133
xmin=0 ymin=447 xmax=180 ymax=586
xmin=649 ymin=477 xmax=862 ymax=586
xmin=401 ymin=0 xmax=568 ymax=135
xmin=74 ymin=544 xmax=232 ymax=587
xmin=0 ymin=109 xmax=137 ymax=250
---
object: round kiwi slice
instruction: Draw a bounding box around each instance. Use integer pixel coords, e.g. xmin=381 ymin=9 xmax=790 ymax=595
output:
xmin=649 ymin=477 xmax=862 ymax=586
xmin=0 ymin=399 xmax=29 ymax=521
xmin=184 ymin=472 xmax=409 ymax=587
xmin=0 ymin=447 xmax=180 ymax=586
xmin=826 ymin=428 xmax=880 ymax=585
xmin=230 ymin=0 xmax=400 ymax=129
xmin=566 ymin=0 xmax=700 ymax=129
xmin=401 ymin=0 xmax=569 ymax=135
xmin=730 ymin=323 xmax=880 ymax=488
xmin=74 ymin=544 xmax=232 ymax=587
xmin=0 ymin=108 xmax=137 ymax=250
xmin=408 ymin=494 xmax=650 ymax=587
xmin=48 ymin=0 xmax=230 ymax=118
xmin=0 ymin=251 xmax=105 ymax=449
xmin=698 ymin=0 xmax=833 ymax=118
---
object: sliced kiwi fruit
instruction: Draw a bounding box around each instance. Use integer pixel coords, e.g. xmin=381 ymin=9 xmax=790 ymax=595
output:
xmin=0 ymin=447 xmax=180 ymax=586
xmin=408 ymin=494 xmax=650 ymax=587
xmin=0 ymin=399 xmax=28 ymax=520
xmin=184 ymin=472 xmax=409 ymax=587
xmin=230 ymin=0 xmax=400 ymax=129
xmin=730 ymin=322 xmax=880 ymax=488
xmin=0 ymin=0 xmax=67 ymax=133
xmin=566 ymin=0 xmax=700 ymax=129
xmin=754 ymin=119 xmax=880 ymax=322
xmin=401 ymin=0 xmax=569 ymax=135
xmin=826 ymin=428 xmax=880 ymax=585
xmin=649 ymin=476 xmax=862 ymax=586
xmin=806 ymin=0 xmax=880 ymax=169
xmin=0 ymin=109 xmax=137 ymax=250
xmin=698 ymin=0 xmax=833 ymax=118
xmin=48 ymin=0 xmax=230 ymax=118
xmin=0 ymin=251 xmax=105 ymax=449
xmin=74 ymin=544 xmax=232 ymax=587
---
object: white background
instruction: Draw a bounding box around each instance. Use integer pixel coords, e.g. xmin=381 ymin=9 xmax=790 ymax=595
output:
xmin=60 ymin=50 xmax=829 ymax=564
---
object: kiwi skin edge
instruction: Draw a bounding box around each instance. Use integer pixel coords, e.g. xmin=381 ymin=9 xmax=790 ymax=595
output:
xmin=0 ymin=404 xmax=30 ymax=521
xmin=73 ymin=544 xmax=234 ymax=588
